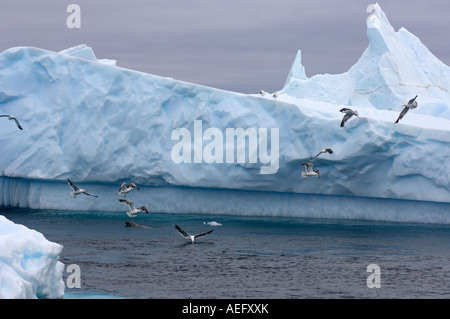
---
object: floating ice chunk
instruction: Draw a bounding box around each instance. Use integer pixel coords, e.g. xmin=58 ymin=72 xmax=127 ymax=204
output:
xmin=0 ymin=215 xmax=65 ymax=299
xmin=203 ymin=221 xmax=223 ymax=226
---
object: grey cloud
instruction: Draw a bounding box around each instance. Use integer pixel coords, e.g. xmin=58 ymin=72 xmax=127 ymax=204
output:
xmin=1 ymin=0 xmax=449 ymax=93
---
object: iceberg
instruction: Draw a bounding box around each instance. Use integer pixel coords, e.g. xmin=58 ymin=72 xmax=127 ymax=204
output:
xmin=0 ymin=215 xmax=65 ymax=298
xmin=0 ymin=3 xmax=449 ymax=223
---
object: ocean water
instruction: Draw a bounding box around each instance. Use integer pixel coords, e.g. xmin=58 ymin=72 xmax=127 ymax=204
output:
xmin=1 ymin=206 xmax=450 ymax=299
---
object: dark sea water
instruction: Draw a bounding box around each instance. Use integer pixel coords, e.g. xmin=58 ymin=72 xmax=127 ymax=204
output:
xmin=2 ymin=206 xmax=450 ymax=299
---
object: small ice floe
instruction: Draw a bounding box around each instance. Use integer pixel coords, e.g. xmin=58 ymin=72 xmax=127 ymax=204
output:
xmin=203 ymin=221 xmax=222 ymax=226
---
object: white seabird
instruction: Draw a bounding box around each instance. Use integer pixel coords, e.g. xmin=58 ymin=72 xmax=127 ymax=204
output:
xmin=340 ymin=108 xmax=358 ymax=127
xmin=0 ymin=114 xmax=23 ymax=130
xmin=311 ymin=148 xmax=333 ymax=160
xmin=395 ymin=95 xmax=418 ymax=124
xmin=301 ymin=162 xmax=320 ymax=179
xmin=175 ymin=224 xmax=214 ymax=244
xmin=119 ymin=198 xmax=150 ymax=218
xmin=118 ymin=182 xmax=140 ymax=197
xmin=67 ymin=179 xmax=98 ymax=198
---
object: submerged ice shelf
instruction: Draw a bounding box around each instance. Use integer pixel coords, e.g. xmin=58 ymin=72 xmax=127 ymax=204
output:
xmin=0 ymin=3 xmax=449 ymax=223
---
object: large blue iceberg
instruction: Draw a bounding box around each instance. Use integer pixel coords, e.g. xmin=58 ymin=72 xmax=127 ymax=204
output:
xmin=0 ymin=3 xmax=449 ymax=223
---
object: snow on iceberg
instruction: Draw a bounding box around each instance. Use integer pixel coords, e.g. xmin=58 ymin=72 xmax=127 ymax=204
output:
xmin=0 ymin=215 xmax=65 ymax=298
xmin=0 ymin=3 xmax=449 ymax=223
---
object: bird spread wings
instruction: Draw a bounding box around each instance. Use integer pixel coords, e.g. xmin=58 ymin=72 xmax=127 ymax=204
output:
xmin=395 ymin=96 xmax=418 ymax=123
xmin=339 ymin=108 xmax=358 ymax=127
xmin=67 ymin=179 xmax=98 ymax=197
xmin=175 ymin=225 xmax=214 ymax=239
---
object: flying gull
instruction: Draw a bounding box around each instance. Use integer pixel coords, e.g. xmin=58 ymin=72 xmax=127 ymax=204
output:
xmin=340 ymin=108 xmax=358 ymax=127
xmin=67 ymin=179 xmax=98 ymax=198
xmin=119 ymin=198 xmax=149 ymax=218
xmin=311 ymin=148 xmax=333 ymax=160
xmin=118 ymin=182 xmax=140 ymax=197
xmin=175 ymin=224 xmax=214 ymax=244
xmin=395 ymin=95 xmax=418 ymax=124
xmin=0 ymin=114 xmax=23 ymax=130
xmin=301 ymin=162 xmax=320 ymax=179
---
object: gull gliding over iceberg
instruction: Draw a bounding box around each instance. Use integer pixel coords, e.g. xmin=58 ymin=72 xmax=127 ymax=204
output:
xmin=119 ymin=198 xmax=150 ymax=218
xmin=118 ymin=182 xmax=140 ymax=197
xmin=395 ymin=95 xmax=418 ymax=124
xmin=339 ymin=108 xmax=359 ymax=127
xmin=301 ymin=162 xmax=320 ymax=179
xmin=67 ymin=179 xmax=98 ymax=198
xmin=311 ymin=148 xmax=333 ymax=160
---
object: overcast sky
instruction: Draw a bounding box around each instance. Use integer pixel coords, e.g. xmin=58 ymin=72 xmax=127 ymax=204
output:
xmin=1 ymin=0 xmax=450 ymax=94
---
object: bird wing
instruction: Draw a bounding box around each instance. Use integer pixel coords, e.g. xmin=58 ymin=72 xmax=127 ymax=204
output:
xmin=395 ymin=106 xmax=409 ymax=123
xmin=175 ymin=225 xmax=190 ymax=238
xmin=67 ymin=179 xmax=79 ymax=191
xmin=0 ymin=115 xmax=9 ymax=118
xmin=341 ymin=113 xmax=353 ymax=127
xmin=311 ymin=148 xmax=333 ymax=159
xmin=194 ymin=229 xmax=214 ymax=239
xmin=302 ymin=162 xmax=313 ymax=173
xmin=407 ymin=96 xmax=417 ymax=105
xmin=82 ymin=190 xmax=97 ymax=197
xmin=12 ymin=117 xmax=23 ymax=130
xmin=312 ymin=151 xmax=323 ymax=159
xmin=118 ymin=182 xmax=126 ymax=192
xmin=139 ymin=206 xmax=149 ymax=214
xmin=129 ymin=183 xmax=140 ymax=190
xmin=119 ymin=198 xmax=135 ymax=210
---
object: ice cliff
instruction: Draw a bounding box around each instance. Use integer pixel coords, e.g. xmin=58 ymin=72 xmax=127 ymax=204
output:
xmin=0 ymin=215 xmax=64 ymax=298
xmin=0 ymin=3 xmax=449 ymax=222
